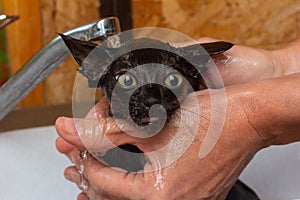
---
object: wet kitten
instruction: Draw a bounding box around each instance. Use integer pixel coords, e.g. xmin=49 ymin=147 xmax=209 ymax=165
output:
xmin=60 ymin=34 xmax=232 ymax=126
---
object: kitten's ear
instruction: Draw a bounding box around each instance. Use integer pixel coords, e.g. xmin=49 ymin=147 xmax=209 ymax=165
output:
xmin=59 ymin=34 xmax=114 ymax=87
xmin=200 ymin=41 xmax=234 ymax=55
xmin=180 ymin=41 xmax=233 ymax=70
xmin=59 ymin=33 xmax=97 ymax=66
xmin=179 ymin=44 xmax=211 ymax=69
xmin=181 ymin=41 xmax=233 ymax=57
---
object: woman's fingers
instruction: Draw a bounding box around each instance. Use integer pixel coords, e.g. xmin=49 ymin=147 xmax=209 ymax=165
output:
xmin=55 ymin=117 xmax=85 ymax=149
xmin=56 ymin=115 xmax=131 ymax=153
xmin=77 ymin=192 xmax=88 ymax=200
xmin=86 ymin=97 xmax=110 ymax=118
xmin=64 ymin=166 xmax=100 ymax=200
xmin=64 ymin=166 xmax=81 ymax=183
xmin=56 ymin=115 xmax=159 ymax=156
xmin=85 ymin=166 xmax=151 ymax=200
xmin=55 ymin=137 xmax=74 ymax=154
xmin=55 ymin=116 xmax=120 ymax=153
xmin=64 ymin=147 xmax=155 ymax=200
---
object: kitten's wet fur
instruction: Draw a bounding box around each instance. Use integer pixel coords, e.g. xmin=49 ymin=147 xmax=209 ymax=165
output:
xmin=61 ymin=34 xmax=259 ymax=199
xmin=60 ymin=34 xmax=232 ymax=126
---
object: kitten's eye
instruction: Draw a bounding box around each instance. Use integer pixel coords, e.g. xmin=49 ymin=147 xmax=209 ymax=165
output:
xmin=117 ymin=74 xmax=137 ymax=88
xmin=164 ymin=73 xmax=183 ymax=88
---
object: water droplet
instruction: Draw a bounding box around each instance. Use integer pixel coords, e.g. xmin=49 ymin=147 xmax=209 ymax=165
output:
xmin=78 ymin=150 xmax=89 ymax=191
xmin=107 ymin=37 xmax=121 ymax=48
xmin=153 ymin=160 xmax=165 ymax=191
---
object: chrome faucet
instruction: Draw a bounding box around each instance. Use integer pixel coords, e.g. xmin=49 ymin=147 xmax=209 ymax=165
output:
xmin=0 ymin=17 xmax=121 ymax=121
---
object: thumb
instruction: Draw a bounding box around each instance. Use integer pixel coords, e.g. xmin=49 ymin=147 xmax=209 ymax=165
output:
xmin=55 ymin=117 xmax=85 ymax=149
xmin=55 ymin=115 xmax=128 ymax=153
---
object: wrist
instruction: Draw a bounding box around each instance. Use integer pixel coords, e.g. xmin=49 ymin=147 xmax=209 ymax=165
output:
xmin=234 ymin=74 xmax=300 ymax=147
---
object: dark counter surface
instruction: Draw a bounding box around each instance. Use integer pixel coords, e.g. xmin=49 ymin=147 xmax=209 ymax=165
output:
xmin=0 ymin=104 xmax=73 ymax=132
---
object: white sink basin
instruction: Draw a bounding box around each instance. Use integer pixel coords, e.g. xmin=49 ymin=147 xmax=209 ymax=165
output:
xmin=0 ymin=126 xmax=299 ymax=199
xmin=0 ymin=126 xmax=80 ymax=200
xmin=240 ymin=142 xmax=300 ymax=200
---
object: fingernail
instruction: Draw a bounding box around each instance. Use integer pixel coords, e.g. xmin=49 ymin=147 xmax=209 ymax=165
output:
xmin=55 ymin=117 xmax=63 ymax=128
xmin=63 ymin=117 xmax=77 ymax=135
xmin=64 ymin=172 xmax=72 ymax=181
xmin=65 ymin=168 xmax=79 ymax=181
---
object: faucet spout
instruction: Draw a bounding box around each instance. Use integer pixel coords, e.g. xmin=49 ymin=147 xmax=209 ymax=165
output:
xmin=0 ymin=17 xmax=121 ymax=121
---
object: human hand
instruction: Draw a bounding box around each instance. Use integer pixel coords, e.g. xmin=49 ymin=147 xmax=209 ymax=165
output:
xmin=56 ymin=72 xmax=300 ymax=200
xmin=195 ymin=37 xmax=300 ymax=86
xmin=55 ymin=92 xmax=259 ymax=200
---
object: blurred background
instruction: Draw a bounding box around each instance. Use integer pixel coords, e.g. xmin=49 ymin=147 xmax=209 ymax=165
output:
xmin=0 ymin=0 xmax=299 ymax=129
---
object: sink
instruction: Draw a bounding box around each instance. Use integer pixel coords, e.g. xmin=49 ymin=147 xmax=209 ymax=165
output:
xmin=240 ymin=142 xmax=300 ymax=200
xmin=0 ymin=126 xmax=79 ymax=200
xmin=0 ymin=126 xmax=299 ymax=199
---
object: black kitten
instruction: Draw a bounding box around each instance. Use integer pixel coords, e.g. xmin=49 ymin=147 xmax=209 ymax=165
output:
xmin=60 ymin=34 xmax=232 ymax=126
xmin=61 ymin=35 xmax=259 ymax=200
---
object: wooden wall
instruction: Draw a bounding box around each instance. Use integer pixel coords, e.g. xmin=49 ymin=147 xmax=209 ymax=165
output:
xmin=2 ymin=0 xmax=300 ymax=108
xmin=2 ymin=0 xmax=100 ymax=107
xmin=133 ymin=0 xmax=300 ymax=49
xmin=3 ymin=0 xmax=44 ymax=107
xmin=41 ymin=0 xmax=100 ymax=105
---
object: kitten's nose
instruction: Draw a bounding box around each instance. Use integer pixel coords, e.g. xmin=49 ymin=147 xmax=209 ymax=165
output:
xmin=142 ymin=84 xmax=162 ymax=106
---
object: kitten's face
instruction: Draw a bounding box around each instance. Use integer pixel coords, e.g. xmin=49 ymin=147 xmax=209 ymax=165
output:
xmin=98 ymin=48 xmax=203 ymax=126
xmin=61 ymin=35 xmax=233 ymax=127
